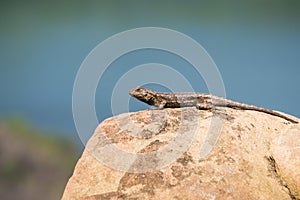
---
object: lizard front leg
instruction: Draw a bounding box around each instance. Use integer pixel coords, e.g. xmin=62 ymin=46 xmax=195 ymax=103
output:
xmin=157 ymin=100 xmax=167 ymax=109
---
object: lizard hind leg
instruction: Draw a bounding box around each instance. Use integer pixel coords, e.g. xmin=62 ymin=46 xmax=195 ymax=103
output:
xmin=196 ymin=102 xmax=213 ymax=110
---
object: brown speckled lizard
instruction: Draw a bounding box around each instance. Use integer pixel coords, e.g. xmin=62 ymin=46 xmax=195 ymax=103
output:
xmin=129 ymin=86 xmax=298 ymax=123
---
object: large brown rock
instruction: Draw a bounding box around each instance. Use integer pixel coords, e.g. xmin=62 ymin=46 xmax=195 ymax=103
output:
xmin=62 ymin=108 xmax=300 ymax=199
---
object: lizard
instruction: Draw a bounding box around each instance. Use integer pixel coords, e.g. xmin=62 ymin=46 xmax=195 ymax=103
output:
xmin=129 ymin=86 xmax=298 ymax=124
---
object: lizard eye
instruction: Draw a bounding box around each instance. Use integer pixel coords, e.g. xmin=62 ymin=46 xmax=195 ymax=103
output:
xmin=141 ymin=91 xmax=147 ymax=96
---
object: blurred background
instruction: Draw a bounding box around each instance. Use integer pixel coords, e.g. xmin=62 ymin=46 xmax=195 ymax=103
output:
xmin=0 ymin=0 xmax=299 ymax=199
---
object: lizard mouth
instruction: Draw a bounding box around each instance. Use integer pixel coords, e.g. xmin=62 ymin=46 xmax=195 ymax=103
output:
xmin=129 ymin=90 xmax=133 ymax=96
xmin=129 ymin=86 xmax=143 ymax=97
xmin=129 ymin=88 xmax=135 ymax=96
xmin=129 ymin=88 xmax=136 ymax=97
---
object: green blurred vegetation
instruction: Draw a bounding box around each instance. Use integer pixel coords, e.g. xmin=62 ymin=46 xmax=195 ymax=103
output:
xmin=0 ymin=118 xmax=80 ymax=200
xmin=1 ymin=0 xmax=299 ymax=32
xmin=5 ymin=117 xmax=78 ymax=164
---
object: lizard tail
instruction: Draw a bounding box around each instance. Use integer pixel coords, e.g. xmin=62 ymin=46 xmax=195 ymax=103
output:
xmin=223 ymin=100 xmax=298 ymax=123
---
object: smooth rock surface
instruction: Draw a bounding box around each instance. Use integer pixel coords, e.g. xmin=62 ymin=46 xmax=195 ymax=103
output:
xmin=62 ymin=108 xmax=300 ymax=199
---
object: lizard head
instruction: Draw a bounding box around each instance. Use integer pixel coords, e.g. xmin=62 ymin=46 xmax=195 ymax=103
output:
xmin=129 ymin=86 xmax=156 ymax=106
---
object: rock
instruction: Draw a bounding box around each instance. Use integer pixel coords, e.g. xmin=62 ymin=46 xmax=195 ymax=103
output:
xmin=62 ymin=108 xmax=300 ymax=199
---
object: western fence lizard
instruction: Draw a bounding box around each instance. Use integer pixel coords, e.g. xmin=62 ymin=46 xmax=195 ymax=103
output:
xmin=129 ymin=86 xmax=298 ymax=123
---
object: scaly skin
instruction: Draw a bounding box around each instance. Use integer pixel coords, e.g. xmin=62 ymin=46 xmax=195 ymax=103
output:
xmin=129 ymin=86 xmax=298 ymax=123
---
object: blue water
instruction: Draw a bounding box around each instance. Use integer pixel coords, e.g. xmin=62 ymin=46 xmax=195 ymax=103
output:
xmin=1 ymin=1 xmax=299 ymax=143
